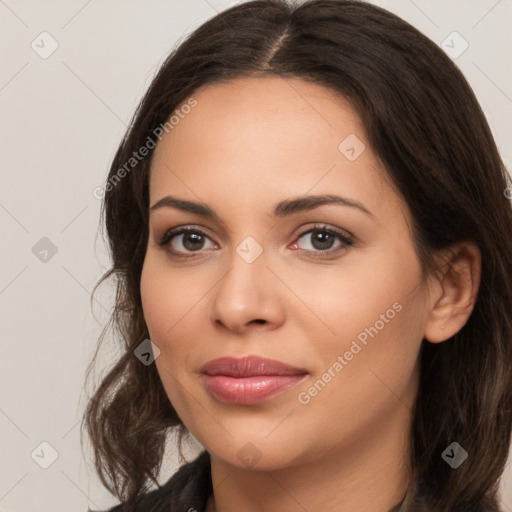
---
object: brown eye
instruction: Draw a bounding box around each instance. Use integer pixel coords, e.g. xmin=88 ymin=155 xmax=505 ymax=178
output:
xmin=308 ymin=230 xmax=337 ymax=251
xmin=158 ymin=227 xmax=216 ymax=257
xmin=293 ymin=225 xmax=354 ymax=256
xmin=178 ymin=232 xmax=206 ymax=251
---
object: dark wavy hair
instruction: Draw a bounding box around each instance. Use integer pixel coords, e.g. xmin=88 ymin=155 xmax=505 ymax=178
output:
xmin=82 ymin=1 xmax=512 ymax=510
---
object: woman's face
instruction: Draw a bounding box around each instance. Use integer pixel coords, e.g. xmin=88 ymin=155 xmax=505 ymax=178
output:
xmin=140 ymin=76 xmax=431 ymax=470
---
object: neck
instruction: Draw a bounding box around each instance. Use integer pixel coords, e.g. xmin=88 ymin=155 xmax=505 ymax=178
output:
xmin=206 ymin=401 xmax=416 ymax=512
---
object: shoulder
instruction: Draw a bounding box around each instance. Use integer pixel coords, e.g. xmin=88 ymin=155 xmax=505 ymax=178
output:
xmin=91 ymin=450 xmax=212 ymax=512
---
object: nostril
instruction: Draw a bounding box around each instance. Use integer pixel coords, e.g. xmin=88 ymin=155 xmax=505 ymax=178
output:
xmin=252 ymin=319 xmax=266 ymax=325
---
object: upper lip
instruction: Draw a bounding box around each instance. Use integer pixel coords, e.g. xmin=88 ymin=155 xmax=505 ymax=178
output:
xmin=200 ymin=355 xmax=308 ymax=377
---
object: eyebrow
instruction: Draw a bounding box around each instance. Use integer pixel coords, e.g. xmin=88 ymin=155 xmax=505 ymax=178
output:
xmin=149 ymin=193 xmax=373 ymax=219
xmin=150 ymin=194 xmax=374 ymax=223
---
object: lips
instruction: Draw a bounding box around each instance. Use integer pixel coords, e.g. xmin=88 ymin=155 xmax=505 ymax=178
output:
xmin=200 ymin=355 xmax=307 ymax=377
xmin=200 ymin=355 xmax=308 ymax=404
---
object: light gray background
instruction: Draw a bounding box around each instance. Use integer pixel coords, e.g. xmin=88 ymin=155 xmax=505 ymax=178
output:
xmin=1 ymin=1 xmax=511 ymax=511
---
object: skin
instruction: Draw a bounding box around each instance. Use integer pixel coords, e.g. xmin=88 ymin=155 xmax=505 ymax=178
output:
xmin=140 ymin=76 xmax=481 ymax=512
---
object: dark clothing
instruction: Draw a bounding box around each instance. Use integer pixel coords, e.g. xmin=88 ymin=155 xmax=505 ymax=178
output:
xmin=97 ymin=451 xmax=213 ymax=512
xmin=94 ymin=450 xmax=499 ymax=512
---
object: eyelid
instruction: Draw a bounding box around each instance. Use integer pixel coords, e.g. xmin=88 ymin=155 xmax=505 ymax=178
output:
xmin=156 ymin=222 xmax=355 ymax=258
xmin=156 ymin=224 xmax=216 ymax=248
xmin=292 ymin=223 xmax=354 ymax=244
xmin=290 ymin=224 xmax=354 ymax=258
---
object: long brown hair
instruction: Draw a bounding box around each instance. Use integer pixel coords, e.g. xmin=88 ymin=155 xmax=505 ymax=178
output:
xmin=82 ymin=1 xmax=512 ymax=510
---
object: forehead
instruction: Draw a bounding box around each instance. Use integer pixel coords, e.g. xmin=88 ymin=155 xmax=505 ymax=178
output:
xmin=148 ymin=76 xmax=395 ymax=220
xmin=189 ymin=75 xmax=357 ymax=121
xmin=167 ymin=76 xmax=366 ymax=152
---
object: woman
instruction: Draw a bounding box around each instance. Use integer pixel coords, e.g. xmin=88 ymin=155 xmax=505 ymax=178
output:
xmin=83 ymin=1 xmax=512 ymax=511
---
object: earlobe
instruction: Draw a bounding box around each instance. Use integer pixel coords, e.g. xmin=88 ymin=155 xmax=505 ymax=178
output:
xmin=423 ymin=242 xmax=481 ymax=344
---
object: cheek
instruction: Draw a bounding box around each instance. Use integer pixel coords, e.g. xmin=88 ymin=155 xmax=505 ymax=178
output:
xmin=140 ymin=259 xmax=169 ymax=339
xmin=305 ymin=247 xmax=423 ymax=346
xmin=140 ymin=255 xmax=204 ymax=344
xmin=140 ymin=258 xmax=200 ymax=409
xmin=304 ymin=242 xmax=426 ymax=396
xmin=295 ymin=281 xmax=423 ymax=447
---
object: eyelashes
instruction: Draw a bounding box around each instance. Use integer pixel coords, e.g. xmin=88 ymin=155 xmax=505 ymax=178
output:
xmin=157 ymin=226 xmax=216 ymax=256
xmin=156 ymin=224 xmax=354 ymax=259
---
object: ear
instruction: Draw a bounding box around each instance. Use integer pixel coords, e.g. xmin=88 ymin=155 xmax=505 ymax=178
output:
xmin=424 ymin=241 xmax=481 ymax=343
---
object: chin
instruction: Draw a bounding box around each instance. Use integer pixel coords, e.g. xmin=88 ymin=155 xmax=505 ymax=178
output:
xmin=200 ymin=433 xmax=309 ymax=472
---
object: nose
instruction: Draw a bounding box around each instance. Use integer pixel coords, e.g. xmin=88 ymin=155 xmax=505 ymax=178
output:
xmin=210 ymin=247 xmax=285 ymax=334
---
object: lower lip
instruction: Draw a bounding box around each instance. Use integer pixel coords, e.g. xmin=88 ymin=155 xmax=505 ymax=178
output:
xmin=201 ymin=374 xmax=308 ymax=404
